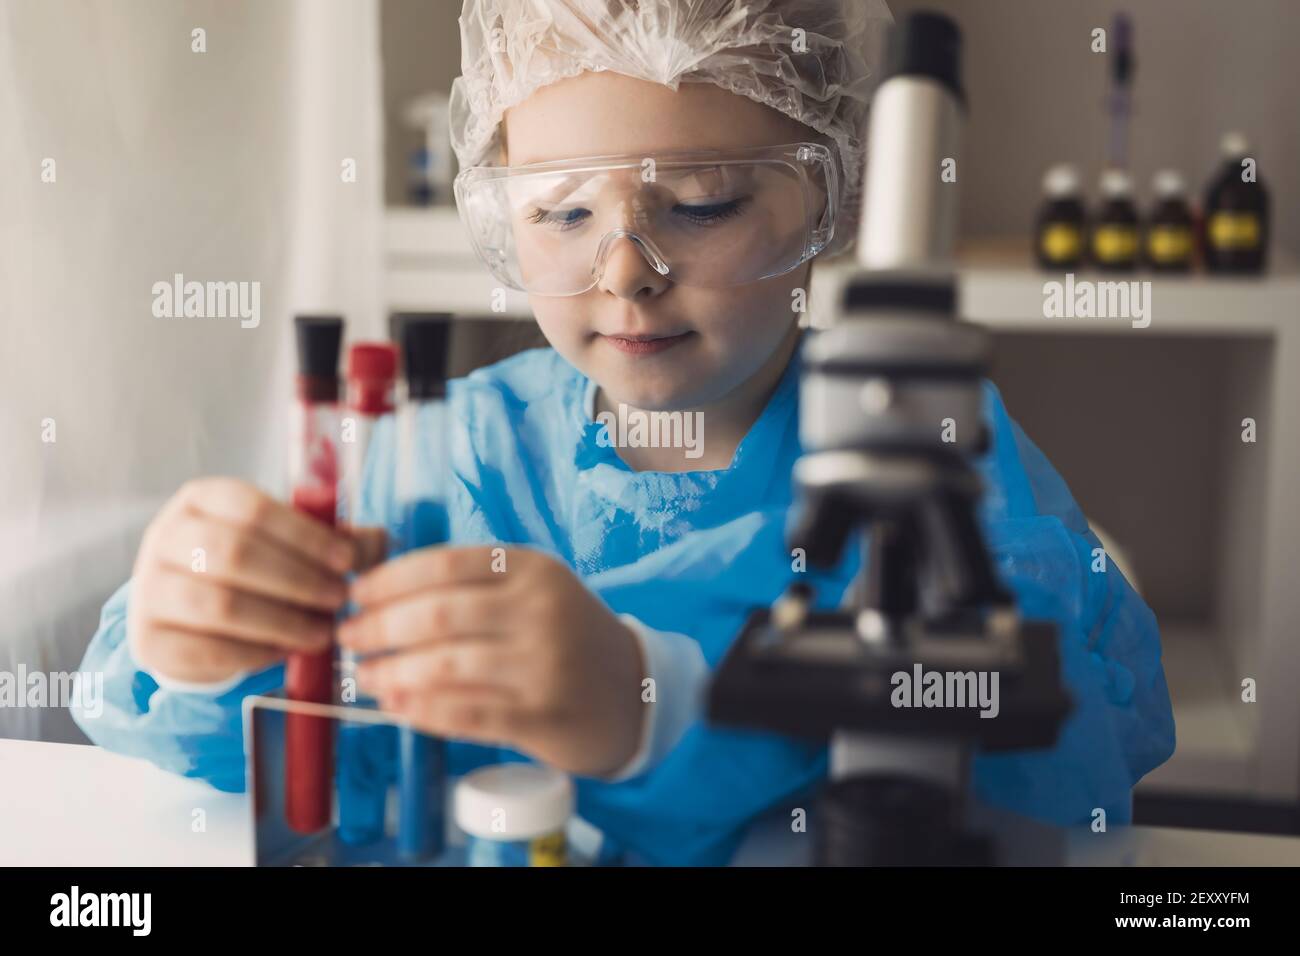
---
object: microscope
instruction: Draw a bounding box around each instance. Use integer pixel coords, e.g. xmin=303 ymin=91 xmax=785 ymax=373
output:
xmin=708 ymin=12 xmax=1071 ymax=866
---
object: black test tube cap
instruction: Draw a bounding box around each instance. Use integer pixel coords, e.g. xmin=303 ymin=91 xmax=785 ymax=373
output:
xmin=294 ymin=315 xmax=344 ymax=379
xmin=401 ymin=315 xmax=452 ymax=400
xmin=884 ymin=11 xmax=963 ymax=104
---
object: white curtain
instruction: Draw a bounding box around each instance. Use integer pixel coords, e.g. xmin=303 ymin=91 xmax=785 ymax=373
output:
xmin=0 ymin=0 xmax=384 ymax=740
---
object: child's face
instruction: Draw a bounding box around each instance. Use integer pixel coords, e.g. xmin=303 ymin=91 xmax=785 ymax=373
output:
xmin=503 ymin=72 xmax=816 ymax=411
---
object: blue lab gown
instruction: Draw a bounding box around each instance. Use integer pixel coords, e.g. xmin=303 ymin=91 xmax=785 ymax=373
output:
xmin=73 ymin=341 xmax=1175 ymax=865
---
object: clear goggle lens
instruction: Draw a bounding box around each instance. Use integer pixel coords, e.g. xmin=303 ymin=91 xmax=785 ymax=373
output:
xmin=454 ymin=143 xmax=837 ymax=296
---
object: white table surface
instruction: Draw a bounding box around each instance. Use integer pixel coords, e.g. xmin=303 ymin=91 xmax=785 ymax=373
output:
xmin=0 ymin=739 xmax=251 ymax=866
xmin=4 ymin=738 xmax=1300 ymax=867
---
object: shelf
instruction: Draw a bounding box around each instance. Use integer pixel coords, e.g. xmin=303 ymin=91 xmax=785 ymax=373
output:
xmin=386 ymin=265 xmax=532 ymax=318
xmin=384 ymin=206 xmax=531 ymax=318
xmin=808 ymin=241 xmax=1300 ymax=337
xmin=385 ymin=205 xmax=474 ymax=261
xmin=958 ymin=240 xmax=1298 ymax=336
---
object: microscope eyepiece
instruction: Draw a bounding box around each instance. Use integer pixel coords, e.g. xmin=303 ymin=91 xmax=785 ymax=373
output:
xmin=883 ymin=11 xmax=964 ymax=105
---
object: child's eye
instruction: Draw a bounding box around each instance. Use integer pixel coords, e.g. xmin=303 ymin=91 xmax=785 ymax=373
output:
xmin=526 ymin=206 xmax=590 ymax=231
xmin=672 ymin=197 xmax=750 ymax=225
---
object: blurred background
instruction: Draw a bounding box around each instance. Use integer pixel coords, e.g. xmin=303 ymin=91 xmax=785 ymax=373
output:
xmin=2 ymin=0 xmax=1298 ymax=836
xmin=385 ymin=0 xmax=1300 ymax=252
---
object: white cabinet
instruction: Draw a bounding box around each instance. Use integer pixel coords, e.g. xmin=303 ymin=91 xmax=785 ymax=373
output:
xmin=951 ymin=248 xmax=1300 ymax=801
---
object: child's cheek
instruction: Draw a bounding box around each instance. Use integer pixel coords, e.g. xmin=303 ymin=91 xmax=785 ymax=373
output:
xmin=528 ymin=297 xmax=589 ymax=362
xmin=688 ymin=279 xmax=802 ymax=352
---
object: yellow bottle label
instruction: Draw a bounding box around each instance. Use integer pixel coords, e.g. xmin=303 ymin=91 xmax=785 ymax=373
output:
xmin=1092 ymin=225 xmax=1138 ymax=263
xmin=529 ymin=831 xmax=567 ymax=867
xmin=1040 ymin=223 xmax=1082 ymax=263
xmin=1208 ymin=212 xmax=1260 ymax=250
xmin=1146 ymin=225 xmax=1192 ymax=264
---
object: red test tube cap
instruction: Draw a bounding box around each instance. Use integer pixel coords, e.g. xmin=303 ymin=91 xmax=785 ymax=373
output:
xmin=346 ymin=342 xmax=398 ymax=416
xmin=347 ymin=342 xmax=398 ymax=383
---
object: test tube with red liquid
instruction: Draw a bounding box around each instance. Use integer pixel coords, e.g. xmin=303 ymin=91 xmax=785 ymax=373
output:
xmin=286 ymin=315 xmax=343 ymax=834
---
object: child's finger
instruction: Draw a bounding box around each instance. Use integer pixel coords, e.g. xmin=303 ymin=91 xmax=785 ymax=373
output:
xmin=357 ymin=639 xmax=522 ymax=695
xmin=182 ymin=477 xmax=356 ymax=572
xmin=145 ymin=566 xmax=334 ymax=652
xmin=152 ymin=515 xmax=348 ymax=612
xmin=350 ymin=544 xmax=509 ymax=607
xmin=384 ymin=687 xmax=524 ymax=747
xmin=338 ymin=583 xmax=504 ymax=653
xmin=343 ymin=526 xmax=389 ymax=574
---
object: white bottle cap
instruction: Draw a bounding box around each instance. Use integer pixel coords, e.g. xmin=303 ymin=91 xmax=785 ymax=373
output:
xmin=1220 ymin=131 xmax=1249 ymax=158
xmin=454 ymin=764 xmax=574 ymax=841
xmin=1042 ymin=163 xmax=1080 ymax=198
xmin=1099 ymin=168 xmax=1133 ymax=198
xmin=1152 ymin=169 xmax=1186 ymax=198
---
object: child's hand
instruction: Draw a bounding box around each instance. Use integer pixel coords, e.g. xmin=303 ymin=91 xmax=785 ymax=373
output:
xmin=128 ymin=478 xmax=385 ymax=684
xmin=341 ymin=546 xmax=647 ymax=779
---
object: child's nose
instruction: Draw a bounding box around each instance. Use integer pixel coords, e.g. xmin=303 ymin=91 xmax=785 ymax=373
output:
xmin=594 ymin=233 xmax=671 ymax=301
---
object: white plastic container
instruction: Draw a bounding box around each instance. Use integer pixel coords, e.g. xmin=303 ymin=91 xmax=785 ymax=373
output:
xmin=454 ymin=765 xmax=573 ymax=867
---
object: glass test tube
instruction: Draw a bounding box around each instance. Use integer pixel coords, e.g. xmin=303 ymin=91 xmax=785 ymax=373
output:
xmin=395 ymin=317 xmax=453 ymax=861
xmin=285 ymin=316 xmax=343 ymax=834
xmin=336 ymin=343 xmax=399 ymax=846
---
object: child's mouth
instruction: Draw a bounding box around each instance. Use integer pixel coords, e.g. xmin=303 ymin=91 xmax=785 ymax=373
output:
xmin=600 ymin=331 xmax=694 ymax=355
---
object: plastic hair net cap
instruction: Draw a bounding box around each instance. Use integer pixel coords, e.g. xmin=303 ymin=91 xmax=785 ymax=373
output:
xmin=449 ymin=0 xmax=894 ymax=258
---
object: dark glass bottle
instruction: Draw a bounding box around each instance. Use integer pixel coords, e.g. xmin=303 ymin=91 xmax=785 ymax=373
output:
xmin=1035 ymin=164 xmax=1086 ymax=270
xmin=1204 ymin=132 xmax=1269 ymax=273
xmin=1091 ymin=169 xmax=1140 ymax=271
xmin=1145 ymin=170 xmax=1194 ymax=272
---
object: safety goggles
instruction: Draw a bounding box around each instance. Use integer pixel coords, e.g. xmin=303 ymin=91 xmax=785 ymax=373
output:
xmin=454 ymin=142 xmax=838 ymax=297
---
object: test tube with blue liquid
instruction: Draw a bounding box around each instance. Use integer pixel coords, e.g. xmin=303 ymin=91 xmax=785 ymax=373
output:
xmin=395 ymin=317 xmax=454 ymax=860
xmin=336 ymin=343 xmax=399 ymax=847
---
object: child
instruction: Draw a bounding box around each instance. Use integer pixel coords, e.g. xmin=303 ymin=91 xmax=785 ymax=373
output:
xmin=73 ymin=0 xmax=1174 ymax=865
